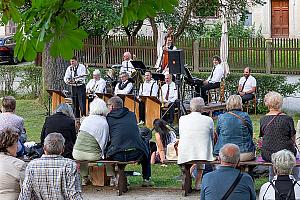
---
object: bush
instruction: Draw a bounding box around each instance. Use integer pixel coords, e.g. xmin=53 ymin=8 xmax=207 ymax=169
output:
xmin=0 ymin=64 xmax=42 ymax=98
xmin=192 ymin=72 xmax=300 ymax=114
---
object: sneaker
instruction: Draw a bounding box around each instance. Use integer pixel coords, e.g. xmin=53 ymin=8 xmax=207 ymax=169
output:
xmin=142 ymin=179 xmax=154 ymax=187
xmin=138 ymin=120 xmax=144 ymax=125
xmin=110 ymin=176 xmax=117 ymax=187
xmin=81 ymin=176 xmax=89 ymax=186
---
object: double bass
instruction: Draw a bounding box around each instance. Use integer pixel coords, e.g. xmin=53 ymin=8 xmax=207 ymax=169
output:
xmin=160 ymin=28 xmax=174 ymax=73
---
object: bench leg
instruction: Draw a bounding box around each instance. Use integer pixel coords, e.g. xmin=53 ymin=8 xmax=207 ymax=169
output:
xmin=116 ymin=164 xmax=128 ymax=196
xmin=181 ymin=164 xmax=193 ymax=197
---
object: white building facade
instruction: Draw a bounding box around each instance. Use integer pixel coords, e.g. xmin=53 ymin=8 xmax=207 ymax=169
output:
xmin=251 ymin=0 xmax=300 ymax=38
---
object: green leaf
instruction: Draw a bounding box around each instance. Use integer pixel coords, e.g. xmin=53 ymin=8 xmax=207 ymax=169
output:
xmin=64 ymin=0 xmax=81 ymax=10
xmin=161 ymin=0 xmax=174 ymax=13
xmin=137 ymin=6 xmax=147 ymax=20
xmin=9 ymin=3 xmax=21 ymax=22
xmin=24 ymin=40 xmax=37 ymax=61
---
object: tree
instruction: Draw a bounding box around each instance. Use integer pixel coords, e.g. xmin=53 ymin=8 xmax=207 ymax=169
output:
xmin=77 ymin=0 xmax=120 ymax=36
xmin=0 ymin=0 xmax=178 ymax=61
xmin=153 ymin=0 xmax=265 ymax=40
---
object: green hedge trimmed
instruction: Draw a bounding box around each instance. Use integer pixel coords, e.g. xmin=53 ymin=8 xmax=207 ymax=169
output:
xmin=192 ymin=72 xmax=300 ymax=114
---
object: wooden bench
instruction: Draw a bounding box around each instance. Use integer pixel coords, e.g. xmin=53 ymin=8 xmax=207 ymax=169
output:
xmin=165 ymin=159 xmax=300 ymax=197
xmin=78 ymin=160 xmax=138 ymax=196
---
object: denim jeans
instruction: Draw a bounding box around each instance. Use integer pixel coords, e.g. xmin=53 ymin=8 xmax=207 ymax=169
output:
xmin=110 ymin=150 xmax=151 ymax=180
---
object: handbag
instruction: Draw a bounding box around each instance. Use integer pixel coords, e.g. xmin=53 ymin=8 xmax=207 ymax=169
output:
xmin=166 ymin=142 xmax=178 ymax=160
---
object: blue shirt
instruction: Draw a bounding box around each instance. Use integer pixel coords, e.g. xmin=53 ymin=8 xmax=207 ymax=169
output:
xmin=201 ymin=166 xmax=256 ymax=200
xmin=214 ymin=110 xmax=255 ymax=155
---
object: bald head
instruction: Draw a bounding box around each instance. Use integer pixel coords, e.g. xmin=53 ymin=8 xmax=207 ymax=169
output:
xmin=123 ymin=52 xmax=132 ymax=61
xmin=219 ymin=143 xmax=240 ymax=167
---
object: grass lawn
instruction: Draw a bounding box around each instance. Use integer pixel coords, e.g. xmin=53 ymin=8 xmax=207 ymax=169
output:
xmin=16 ymin=99 xmax=299 ymax=191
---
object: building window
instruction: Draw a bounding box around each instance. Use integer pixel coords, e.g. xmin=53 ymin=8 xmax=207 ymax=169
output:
xmin=244 ymin=13 xmax=252 ymax=27
xmin=5 ymin=21 xmax=17 ymax=35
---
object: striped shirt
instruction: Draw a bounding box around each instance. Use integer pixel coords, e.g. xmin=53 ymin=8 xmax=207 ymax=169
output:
xmin=19 ymin=155 xmax=83 ymax=200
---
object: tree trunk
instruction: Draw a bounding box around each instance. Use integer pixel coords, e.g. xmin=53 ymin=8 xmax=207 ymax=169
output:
xmin=174 ymin=0 xmax=199 ymax=39
xmin=42 ymin=43 xmax=69 ymax=91
xmin=149 ymin=17 xmax=158 ymax=42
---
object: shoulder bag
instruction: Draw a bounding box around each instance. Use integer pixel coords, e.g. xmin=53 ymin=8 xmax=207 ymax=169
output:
xmin=221 ymin=171 xmax=243 ymax=200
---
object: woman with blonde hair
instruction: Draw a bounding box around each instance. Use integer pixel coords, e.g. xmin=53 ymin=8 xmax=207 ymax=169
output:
xmin=214 ymin=95 xmax=255 ymax=161
xmin=260 ymin=91 xmax=296 ymax=162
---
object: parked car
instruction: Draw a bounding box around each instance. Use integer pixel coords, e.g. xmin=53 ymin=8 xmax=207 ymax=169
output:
xmin=0 ymin=35 xmax=18 ymax=64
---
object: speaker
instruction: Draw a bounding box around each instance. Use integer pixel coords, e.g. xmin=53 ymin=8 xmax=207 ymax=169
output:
xmin=168 ymin=49 xmax=185 ymax=74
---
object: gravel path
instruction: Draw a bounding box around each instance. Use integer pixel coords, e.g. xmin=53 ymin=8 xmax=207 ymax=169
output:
xmin=82 ymin=186 xmax=199 ymax=200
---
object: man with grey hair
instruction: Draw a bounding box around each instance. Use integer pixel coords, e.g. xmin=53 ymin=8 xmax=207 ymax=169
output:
xmin=201 ymin=144 xmax=256 ymax=200
xmin=19 ymin=133 xmax=83 ymax=200
xmin=114 ymin=72 xmax=133 ymax=95
xmin=106 ymin=96 xmax=153 ymax=187
xmin=259 ymin=149 xmax=300 ymax=200
xmin=177 ymin=97 xmax=214 ymax=190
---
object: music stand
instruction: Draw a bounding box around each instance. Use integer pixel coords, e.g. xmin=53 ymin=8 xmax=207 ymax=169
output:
xmin=152 ymin=73 xmax=165 ymax=82
xmin=130 ymin=61 xmax=146 ymax=74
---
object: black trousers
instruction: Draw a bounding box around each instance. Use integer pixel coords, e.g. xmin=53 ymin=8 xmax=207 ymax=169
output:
xmin=201 ymin=82 xmax=220 ymax=103
xmin=71 ymin=84 xmax=86 ymax=118
xmin=139 ymin=101 xmax=145 ymax=122
xmin=241 ymin=93 xmax=254 ymax=103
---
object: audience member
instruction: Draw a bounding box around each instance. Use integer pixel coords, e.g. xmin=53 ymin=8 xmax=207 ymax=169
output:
xmin=106 ymin=96 xmax=153 ymax=186
xmin=260 ymin=91 xmax=296 ymax=162
xmin=0 ymin=128 xmax=26 ymax=199
xmin=40 ymin=103 xmax=77 ymax=159
xmin=201 ymin=56 xmax=224 ymax=104
xmin=151 ymin=119 xmax=177 ymax=164
xmin=201 ymin=144 xmax=256 ymax=200
xmin=177 ymin=97 xmax=214 ymax=190
xmin=114 ymin=72 xmax=133 ymax=95
xmin=73 ymin=98 xmax=109 ymax=185
xmin=19 ymin=132 xmax=82 ymax=200
xmin=237 ymin=67 xmax=257 ymax=103
xmin=160 ymin=74 xmax=177 ymax=124
xmin=259 ymin=149 xmax=300 ymax=200
xmin=0 ymin=96 xmax=26 ymax=156
xmin=214 ymin=95 xmax=255 ymax=161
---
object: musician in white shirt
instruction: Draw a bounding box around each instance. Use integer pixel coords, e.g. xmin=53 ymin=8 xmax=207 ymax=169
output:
xmin=64 ymin=56 xmax=87 ymax=118
xmin=238 ymin=67 xmax=256 ymax=103
xmin=201 ymin=56 xmax=224 ymax=104
xmin=160 ymin=74 xmax=178 ymax=124
xmin=86 ymin=69 xmax=106 ymax=94
xmin=114 ymin=72 xmax=133 ymax=95
xmin=138 ymin=71 xmax=159 ymax=122
xmin=120 ymin=52 xmax=136 ymax=77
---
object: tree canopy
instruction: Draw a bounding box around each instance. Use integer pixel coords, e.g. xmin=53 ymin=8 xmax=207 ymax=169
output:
xmin=0 ymin=0 xmax=178 ymax=61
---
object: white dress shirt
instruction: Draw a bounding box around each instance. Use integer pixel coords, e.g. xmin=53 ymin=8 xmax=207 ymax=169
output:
xmin=86 ymin=78 xmax=106 ymax=93
xmin=207 ymin=64 xmax=224 ymax=83
xmin=160 ymin=82 xmax=178 ymax=103
xmin=114 ymin=80 xmax=133 ymax=95
xmin=139 ymin=80 xmax=159 ymax=97
xmin=120 ymin=60 xmax=136 ymax=77
xmin=239 ymin=75 xmax=256 ymax=93
xmin=64 ymin=63 xmax=87 ymax=86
